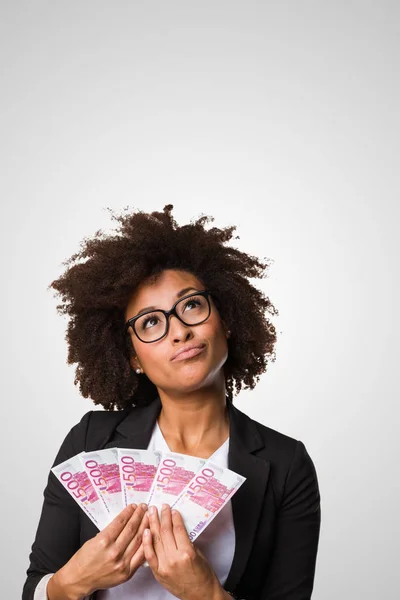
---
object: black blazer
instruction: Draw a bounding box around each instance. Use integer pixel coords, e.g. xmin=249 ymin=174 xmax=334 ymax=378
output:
xmin=23 ymin=396 xmax=321 ymax=600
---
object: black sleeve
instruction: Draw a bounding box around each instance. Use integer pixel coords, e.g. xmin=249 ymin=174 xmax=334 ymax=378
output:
xmin=260 ymin=440 xmax=322 ymax=599
xmin=22 ymin=411 xmax=93 ymax=600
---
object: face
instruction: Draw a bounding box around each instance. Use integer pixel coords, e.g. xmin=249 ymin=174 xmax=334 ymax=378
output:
xmin=124 ymin=269 xmax=230 ymax=396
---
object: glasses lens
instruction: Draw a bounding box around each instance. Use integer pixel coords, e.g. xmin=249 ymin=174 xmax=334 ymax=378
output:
xmin=133 ymin=293 xmax=210 ymax=342
xmin=176 ymin=293 xmax=210 ymax=324
xmin=135 ymin=311 xmax=167 ymax=342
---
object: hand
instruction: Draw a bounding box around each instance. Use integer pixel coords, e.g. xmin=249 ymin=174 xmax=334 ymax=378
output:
xmin=143 ymin=503 xmax=222 ymax=600
xmin=48 ymin=503 xmax=150 ymax=599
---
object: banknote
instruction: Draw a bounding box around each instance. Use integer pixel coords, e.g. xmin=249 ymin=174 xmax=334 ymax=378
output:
xmin=147 ymin=451 xmax=206 ymax=510
xmin=80 ymin=448 xmax=123 ymax=518
xmin=51 ymin=452 xmax=109 ymax=529
xmin=118 ymin=449 xmax=161 ymax=507
xmin=52 ymin=445 xmax=245 ymax=562
xmin=171 ymin=460 xmax=246 ymax=543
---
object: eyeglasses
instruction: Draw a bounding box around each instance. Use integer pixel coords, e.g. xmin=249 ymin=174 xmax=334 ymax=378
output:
xmin=125 ymin=290 xmax=212 ymax=343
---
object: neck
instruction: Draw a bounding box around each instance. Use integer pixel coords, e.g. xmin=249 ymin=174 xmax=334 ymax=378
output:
xmin=156 ymin=380 xmax=229 ymax=454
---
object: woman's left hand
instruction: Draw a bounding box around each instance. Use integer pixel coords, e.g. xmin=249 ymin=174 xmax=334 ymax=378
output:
xmin=143 ymin=503 xmax=223 ymax=600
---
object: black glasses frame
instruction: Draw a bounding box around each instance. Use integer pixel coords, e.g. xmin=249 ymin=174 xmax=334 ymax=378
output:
xmin=125 ymin=289 xmax=212 ymax=343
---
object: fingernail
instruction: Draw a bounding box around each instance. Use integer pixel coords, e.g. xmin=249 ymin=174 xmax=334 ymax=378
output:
xmin=131 ymin=503 xmax=137 ymax=510
xmin=140 ymin=503 xmax=147 ymax=511
xmin=162 ymin=503 xmax=169 ymax=511
xmin=149 ymin=505 xmax=156 ymax=515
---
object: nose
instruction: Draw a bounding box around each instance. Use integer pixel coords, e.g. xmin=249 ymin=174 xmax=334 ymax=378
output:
xmin=167 ymin=314 xmax=193 ymax=342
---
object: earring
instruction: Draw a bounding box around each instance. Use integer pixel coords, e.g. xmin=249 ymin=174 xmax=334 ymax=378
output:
xmin=136 ymin=368 xmax=141 ymax=374
xmin=227 ymin=330 xmax=231 ymax=338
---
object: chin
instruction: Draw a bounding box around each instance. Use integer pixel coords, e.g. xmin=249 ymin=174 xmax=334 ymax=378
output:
xmin=169 ymin=366 xmax=212 ymax=392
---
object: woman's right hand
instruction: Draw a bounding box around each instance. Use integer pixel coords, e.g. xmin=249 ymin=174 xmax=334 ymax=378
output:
xmin=47 ymin=503 xmax=150 ymax=600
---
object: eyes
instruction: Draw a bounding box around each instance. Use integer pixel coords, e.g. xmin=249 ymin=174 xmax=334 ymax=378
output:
xmin=141 ymin=315 xmax=159 ymax=330
xmin=140 ymin=299 xmax=202 ymax=331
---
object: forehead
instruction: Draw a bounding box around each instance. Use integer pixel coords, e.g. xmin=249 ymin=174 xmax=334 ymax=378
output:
xmin=125 ymin=269 xmax=205 ymax=316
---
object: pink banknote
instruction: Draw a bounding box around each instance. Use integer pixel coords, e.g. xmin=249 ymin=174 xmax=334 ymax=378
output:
xmin=171 ymin=460 xmax=246 ymax=543
xmin=52 ymin=447 xmax=245 ymax=552
xmin=147 ymin=451 xmax=206 ymax=510
xmin=51 ymin=452 xmax=109 ymax=529
xmin=80 ymin=448 xmax=123 ymax=519
xmin=117 ymin=448 xmax=161 ymax=507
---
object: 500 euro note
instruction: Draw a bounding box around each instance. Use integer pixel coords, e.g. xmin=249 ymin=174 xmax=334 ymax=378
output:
xmin=80 ymin=448 xmax=123 ymax=519
xmin=117 ymin=449 xmax=161 ymax=570
xmin=51 ymin=453 xmax=109 ymax=530
xmin=171 ymin=461 xmax=246 ymax=543
xmin=117 ymin=449 xmax=161 ymax=507
xmin=147 ymin=452 xmax=206 ymax=511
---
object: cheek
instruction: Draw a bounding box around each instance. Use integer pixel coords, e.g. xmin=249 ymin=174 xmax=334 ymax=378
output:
xmin=205 ymin=322 xmax=228 ymax=355
xmin=139 ymin=347 xmax=164 ymax=370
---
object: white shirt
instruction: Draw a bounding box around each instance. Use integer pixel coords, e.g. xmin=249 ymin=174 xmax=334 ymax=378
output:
xmin=36 ymin=420 xmax=235 ymax=600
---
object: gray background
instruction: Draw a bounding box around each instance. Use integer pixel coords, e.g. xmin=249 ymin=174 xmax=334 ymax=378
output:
xmin=1 ymin=1 xmax=399 ymax=597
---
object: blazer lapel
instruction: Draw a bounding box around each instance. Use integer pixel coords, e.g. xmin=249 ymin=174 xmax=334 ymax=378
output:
xmin=110 ymin=396 xmax=270 ymax=593
xmin=110 ymin=396 xmax=163 ymax=449
xmin=223 ymin=401 xmax=270 ymax=592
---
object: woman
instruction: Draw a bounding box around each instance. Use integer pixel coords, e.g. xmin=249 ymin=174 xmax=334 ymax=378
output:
xmin=23 ymin=205 xmax=321 ymax=600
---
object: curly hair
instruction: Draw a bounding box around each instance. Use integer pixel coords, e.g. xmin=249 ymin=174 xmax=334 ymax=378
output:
xmin=49 ymin=204 xmax=279 ymax=410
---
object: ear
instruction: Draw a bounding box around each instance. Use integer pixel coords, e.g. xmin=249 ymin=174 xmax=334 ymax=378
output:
xmin=130 ymin=355 xmax=142 ymax=371
xmin=221 ymin=320 xmax=231 ymax=339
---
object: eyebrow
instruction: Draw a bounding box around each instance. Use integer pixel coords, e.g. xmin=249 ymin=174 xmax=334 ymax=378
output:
xmin=134 ymin=287 xmax=200 ymax=317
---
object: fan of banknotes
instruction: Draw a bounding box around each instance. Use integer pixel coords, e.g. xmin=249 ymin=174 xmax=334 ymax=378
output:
xmin=52 ymin=448 xmax=246 ymax=550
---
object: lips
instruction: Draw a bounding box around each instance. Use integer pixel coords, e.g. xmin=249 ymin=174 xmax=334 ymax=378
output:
xmin=170 ymin=343 xmax=206 ymax=361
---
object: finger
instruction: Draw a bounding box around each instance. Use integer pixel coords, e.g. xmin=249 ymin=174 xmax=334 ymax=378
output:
xmin=159 ymin=504 xmax=178 ymax=554
xmin=142 ymin=527 xmax=159 ymax=571
xmin=171 ymin=509 xmax=193 ymax=550
xmin=147 ymin=505 xmax=165 ymax=559
xmin=114 ymin=504 xmax=147 ymax=553
xmin=129 ymin=539 xmax=146 ymax=575
xmin=101 ymin=504 xmax=137 ymax=542
xmin=124 ymin=510 xmax=150 ymax=558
